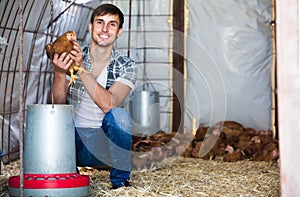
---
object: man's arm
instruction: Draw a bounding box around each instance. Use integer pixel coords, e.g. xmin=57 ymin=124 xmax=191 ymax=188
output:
xmin=47 ymin=53 xmax=72 ymax=104
xmin=48 ymin=72 xmax=69 ymax=104
xmin=78 ymin=70 xmax=131 ymax=113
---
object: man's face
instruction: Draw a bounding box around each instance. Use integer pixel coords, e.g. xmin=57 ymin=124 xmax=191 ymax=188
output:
xmin=89 ymin=14 xmax=123 ymax=47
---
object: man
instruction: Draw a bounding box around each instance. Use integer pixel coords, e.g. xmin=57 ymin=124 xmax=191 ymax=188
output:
xmin=49 ymin=4 xmax=136 ymax=189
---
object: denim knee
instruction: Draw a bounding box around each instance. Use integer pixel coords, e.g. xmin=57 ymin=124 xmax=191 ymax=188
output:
xmin=102 ymin=107 xmax=132 ymax=135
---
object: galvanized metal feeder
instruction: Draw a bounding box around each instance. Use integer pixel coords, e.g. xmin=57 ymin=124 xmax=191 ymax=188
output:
xmin=130 ymin=83 xmax=161 ymax=136
xmin=8 ymin=104 xmax=89 ymax=196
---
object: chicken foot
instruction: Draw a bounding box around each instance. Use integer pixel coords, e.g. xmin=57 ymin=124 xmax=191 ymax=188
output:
xmin=68 ymin=65 xmax=89 ymax=86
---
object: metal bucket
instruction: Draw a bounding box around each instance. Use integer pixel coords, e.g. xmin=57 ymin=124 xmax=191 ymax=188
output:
xmin=130 ymin=91 xmax=160 ymax=136
xmin=24 ymin=104 xmax=76 ymax=174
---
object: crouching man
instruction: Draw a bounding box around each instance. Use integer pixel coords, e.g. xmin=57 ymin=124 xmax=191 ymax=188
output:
xmin=48 ymin=3 xmax=136 ymax=189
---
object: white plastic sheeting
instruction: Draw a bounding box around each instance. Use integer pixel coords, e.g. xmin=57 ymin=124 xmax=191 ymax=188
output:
xmin=186 ymin=0 xmax=272 ymax=131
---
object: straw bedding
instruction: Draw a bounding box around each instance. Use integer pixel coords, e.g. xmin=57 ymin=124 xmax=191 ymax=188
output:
xmin=0 ymin=157 xmax=280 ymax=197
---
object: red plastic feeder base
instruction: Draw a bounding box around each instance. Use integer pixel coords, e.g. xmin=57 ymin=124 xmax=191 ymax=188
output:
xmin=9 ymin=173 xmax=89 ymax=189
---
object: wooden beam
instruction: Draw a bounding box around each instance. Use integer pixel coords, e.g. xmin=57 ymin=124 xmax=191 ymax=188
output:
xmin=172 ymin=0 xmax=185 ymax=133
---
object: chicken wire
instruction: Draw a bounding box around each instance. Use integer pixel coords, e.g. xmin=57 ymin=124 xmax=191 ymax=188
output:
xmin=0 ymin=0 xmax=173 ymax=163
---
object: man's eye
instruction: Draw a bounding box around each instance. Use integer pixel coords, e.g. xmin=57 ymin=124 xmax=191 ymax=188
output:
xmin=110 ymin=23 xmax=117 ymax=27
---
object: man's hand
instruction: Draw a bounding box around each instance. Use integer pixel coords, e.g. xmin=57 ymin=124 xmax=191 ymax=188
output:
xmin=69 ymin=41 xmax=85 ymax=69
xmin=52 ymin=52 xmax=73 ymax=73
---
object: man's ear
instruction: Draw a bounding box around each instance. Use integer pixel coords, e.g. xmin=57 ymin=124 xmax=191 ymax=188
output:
xmin=117 ymin=28 xmax=123 ymax=37
xmin=88 ymin=23 xmax=92 ymax=33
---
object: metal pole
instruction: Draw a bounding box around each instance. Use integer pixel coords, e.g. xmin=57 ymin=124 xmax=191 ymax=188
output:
xmin=18 ymin=0 xmax=24 ymax=196
xmin=143 ymin=0 xmax=146 ymax=90
xmin=127 ymin=0 xmax=132 ymax=57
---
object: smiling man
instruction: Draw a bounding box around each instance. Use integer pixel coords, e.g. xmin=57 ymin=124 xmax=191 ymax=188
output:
xmin=49 ymin=4 xmax=136 ymax=189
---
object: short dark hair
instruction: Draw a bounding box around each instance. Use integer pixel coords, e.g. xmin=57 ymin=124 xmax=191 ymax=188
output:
xmin=90 ymin=3 xmax=124 ymax=29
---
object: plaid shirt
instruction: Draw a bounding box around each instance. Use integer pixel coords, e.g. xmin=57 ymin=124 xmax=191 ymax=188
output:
xmin=67 ymin=45 xmax=136 ymax=109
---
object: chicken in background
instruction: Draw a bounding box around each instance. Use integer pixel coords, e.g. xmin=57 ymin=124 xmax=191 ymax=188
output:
xmin=192 ymin=128 xmax=227 ymax=160
xmin=223 ymin=144 xmax=245 ymax=162
xmin=253 ymin=141 xmax=279 ymax=163
xmin=130 ymin=121 xmax=280 ymax=169
xmin=195 ymin=123 xmax=208 ymax=141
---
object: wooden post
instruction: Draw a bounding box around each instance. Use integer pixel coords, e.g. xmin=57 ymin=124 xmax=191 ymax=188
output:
xmin=172 ymin=0 xmax=185 ymax=133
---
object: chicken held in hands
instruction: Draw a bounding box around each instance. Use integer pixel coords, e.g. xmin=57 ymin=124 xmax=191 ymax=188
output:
xmin=45 ymin=31 xmax=88 ymax=86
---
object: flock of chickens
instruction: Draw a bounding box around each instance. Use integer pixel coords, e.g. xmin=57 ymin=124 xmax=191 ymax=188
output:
xmin=131 ymin=121 xmax=279 ymax=170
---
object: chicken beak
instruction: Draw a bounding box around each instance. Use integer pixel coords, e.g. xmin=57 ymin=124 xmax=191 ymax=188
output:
xmin=73 ymin=31 xmax=77 ymax=41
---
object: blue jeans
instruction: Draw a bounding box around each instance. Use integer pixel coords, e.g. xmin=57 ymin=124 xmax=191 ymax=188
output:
xmin=75 ymin=108 xmax=132 ymax=187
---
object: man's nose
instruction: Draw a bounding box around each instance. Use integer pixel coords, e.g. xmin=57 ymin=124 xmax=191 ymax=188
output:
xmin=102 ymin=24 xmax=108 ymax=32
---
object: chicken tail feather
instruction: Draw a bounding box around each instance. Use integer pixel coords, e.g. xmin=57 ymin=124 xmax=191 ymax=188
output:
xmin=45 ymin=44 xmax=54 ymax=60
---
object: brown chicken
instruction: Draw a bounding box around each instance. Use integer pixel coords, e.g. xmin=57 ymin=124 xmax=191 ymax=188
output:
xmin=223 ymin=144 xmax=245 ymax=162
xmin=209 ymin=121 xmax=245 ymax=143
xmin=191 ymin=141 xmax=212 ymax=159
xmin=177 ymin=141 xmax=193 ymax=157
xmin=191 ymin=129 xmax=226 ymax=160
xmin=45 ymin=31 xmax=88 ymax=86
xmin=252 ymin=141 xmax=279 ymax=162
xmin=195 ymin=123 xmax=208 ymax=141
xmin=149 ymin=131 xmax=176 ymax=144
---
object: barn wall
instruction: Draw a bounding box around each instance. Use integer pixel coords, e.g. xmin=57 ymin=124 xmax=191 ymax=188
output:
xmin=186 ymin=0 xmax=273 ymax=131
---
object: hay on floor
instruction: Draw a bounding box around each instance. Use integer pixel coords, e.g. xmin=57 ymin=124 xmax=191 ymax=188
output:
xmin=0 ymin=157 xmax=280 ymax=197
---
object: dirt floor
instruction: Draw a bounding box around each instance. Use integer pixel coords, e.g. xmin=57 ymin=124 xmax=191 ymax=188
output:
xmin=0 ymin=157 xmax=280 ymax=197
